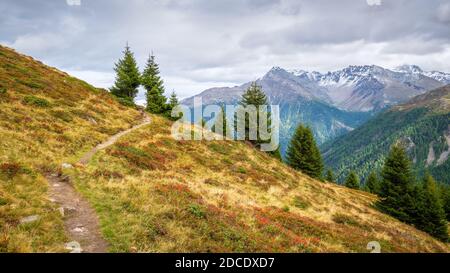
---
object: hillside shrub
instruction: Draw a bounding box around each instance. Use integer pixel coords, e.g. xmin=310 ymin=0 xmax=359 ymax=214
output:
xmin=23 ymin=95 xmax=51 ymax=107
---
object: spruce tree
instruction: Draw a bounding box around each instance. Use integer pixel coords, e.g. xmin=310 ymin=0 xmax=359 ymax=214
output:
xmin=142 ymin=54 xmax=167 ymax=114
xmin=237 ymin=82 xmax=280 ymax=158
xmin=325 ymin=169 xmax=335 ymax=183
xmin=440 ymin=184 xmax=450 ymax=221
xmin=344 ymin=171 xmax=360 ymax=189
xmin=286 ymin=124 xmax=324 ymax=179
xmin=365 ymin=171 xmax=380 ymax=194
xmin=168 ymin=91 xmax=179 ymax=109
xmin=237 ymin=82 xmax=269 ymax=143
xmin=418 ymin=173 xmax=449 ymax=242
xmin=110 ymin=44 xmax=141 ymax=101
xmin=165 ymin=91 xmax=181 ymax=120
xmin=212 ymin=106 xmax=229 ymax=139
xmin=377 ymin=145 xmax=416 ymax=223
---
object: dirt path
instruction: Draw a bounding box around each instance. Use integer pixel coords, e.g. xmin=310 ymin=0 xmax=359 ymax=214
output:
xmin=79 ymin=114 xmax=151 ymax=165
xmin=47 ymin=113 xmax=151 ymax=253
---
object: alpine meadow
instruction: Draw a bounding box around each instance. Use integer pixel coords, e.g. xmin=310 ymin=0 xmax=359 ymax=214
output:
xmin=0 ymin=0 xmax=449 ymax=262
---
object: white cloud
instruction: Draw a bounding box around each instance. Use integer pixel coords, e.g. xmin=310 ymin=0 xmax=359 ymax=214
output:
xmin=65 ymin=70 xmax=114 ymax=89
xmin=366 ymin=0 xmax=382 ymax=6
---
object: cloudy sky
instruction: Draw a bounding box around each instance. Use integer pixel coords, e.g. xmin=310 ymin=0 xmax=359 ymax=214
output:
xmin=1 ymin=0 xmax=450 ymax=100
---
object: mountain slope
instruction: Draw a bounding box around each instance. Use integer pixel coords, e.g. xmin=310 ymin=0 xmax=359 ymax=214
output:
xmin=0 ymin=45 xmax=142 ymax=252
xmin=0 ymin=46 xmax=448 ymax=253
xmin=322 ymin=85 xmax=450 ymax=184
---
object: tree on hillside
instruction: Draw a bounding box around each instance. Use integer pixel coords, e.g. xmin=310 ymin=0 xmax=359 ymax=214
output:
xmin=237 ymin=82 xmax=269 ymax=143
xmin=344 ymin=171 xmax=360 ymax=189
xmin=165 ymin=91 xmax=182 ymax=120
xmin=168 ymin=91 xmax=179 ymax=109
xmin=325 ymin=169 xmax=335 ymax=183
xmin=110 ymin=44 xmax=141 ymax=101
xmin=211 ymin=105 xmax=230 ymax=139
xmin=365 ymin=171 xmax=380 ymax=194
xmin=417 ymin=173 xmax=449 ymax=242
xmin=142 ymin=54 xmax=167 ymax=114
xmin=440 ymin=184 xmax=450 ymax=221
xmin=286 ymin=124 xmax=324 ymax=179
xmin=377 ymin=145 xmax=416 ymax=223
xmin=237 ymin=82 xmax=281 ymax=159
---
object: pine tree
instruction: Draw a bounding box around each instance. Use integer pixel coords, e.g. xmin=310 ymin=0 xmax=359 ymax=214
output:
xmin=365 ymin=171 xmax=380 ymax=194
xmin=165 ymin=91 xmax=181 ymax=120
xmin=325 ymin=169 xmax=335 ymax=183
xmin=377 ymin=144 xmax=416 ymax=223
xmin=344 ymin=171 xmax=360 ymax=189
xmin=440 ymin=184 xmax=450 ymax=221
xmin=110 ymin=44 xmax=141 ymax=101
xmin=237 ymin=82 xmax=279 ymax=158
xmin=168 ymin=91 xmax=179 ymax=109
xmin=417 ymin=173 xmax=449 ymax=242
xmin=237 ymin=82 xmax=269 ymax=143
xmin=286 ymin=124 xmax=324 ymax=179
xmin=142 ymin=54 xmax=167 ymax=114
xmin=212 ymin=106 xmax=229 ymax=139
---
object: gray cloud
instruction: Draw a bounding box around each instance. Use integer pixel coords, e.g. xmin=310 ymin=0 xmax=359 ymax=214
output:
xmin=0 ymin=0 xmax=449 ymax=99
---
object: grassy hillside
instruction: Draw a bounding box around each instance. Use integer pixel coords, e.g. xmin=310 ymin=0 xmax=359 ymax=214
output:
xmin=66 ymin=115 xmax=448 ymax=252
xmin=0 ymin=45 xmax=142 ymax=252
xmin=0 ymin=45 xmax=448 ymax=253
xmin=322 ymin=85 xmax=450 ymax=184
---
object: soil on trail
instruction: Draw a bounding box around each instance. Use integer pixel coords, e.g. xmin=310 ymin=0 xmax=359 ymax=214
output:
xmin=47 ymin=174 xmax=109 ymax=253
xmin=47 ymin=114 xmax=151 ymax=253
xmin=79 ymin=114 xmax=151 ymax=165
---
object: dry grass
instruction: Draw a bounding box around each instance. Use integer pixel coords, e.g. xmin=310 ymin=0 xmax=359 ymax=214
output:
xmin=1 ymin=45 xmax=448 ymax=253
xmin=0 ymin=45 xmax=141 ymax=252
xmin=68 ymin=115 xmax=449 ymax=253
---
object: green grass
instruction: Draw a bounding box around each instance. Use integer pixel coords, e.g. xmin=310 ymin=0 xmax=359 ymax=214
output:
xmin=23 ymin=95 xmax=51 ymax=108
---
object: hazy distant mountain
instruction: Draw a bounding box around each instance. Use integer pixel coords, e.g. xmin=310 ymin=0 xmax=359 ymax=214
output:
xmin=182 ymin=65 xmax=449 ymax=154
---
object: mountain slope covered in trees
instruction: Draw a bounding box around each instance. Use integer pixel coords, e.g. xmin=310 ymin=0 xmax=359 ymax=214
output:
xmin=322 ymin=85 xmax=450 ymax=184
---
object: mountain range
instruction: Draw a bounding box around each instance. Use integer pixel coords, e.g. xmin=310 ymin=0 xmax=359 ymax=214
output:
xmin=182 ymin=65 xmax=450 ymax=154
xmin=322 ymin=84 xmax=450 ymax=184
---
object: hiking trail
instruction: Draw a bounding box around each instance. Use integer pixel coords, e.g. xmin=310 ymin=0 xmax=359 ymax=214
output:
xmin=47 ymin=113 xmax=151 ymax=253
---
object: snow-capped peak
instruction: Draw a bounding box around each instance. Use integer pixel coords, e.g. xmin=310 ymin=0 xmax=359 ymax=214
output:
xmin=394 ymin=64 xmax=424 ymax=74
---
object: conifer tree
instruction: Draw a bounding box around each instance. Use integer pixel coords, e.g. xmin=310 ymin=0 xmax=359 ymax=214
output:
xmin=365 ymin=171 xmax=380 ymax=194
xmin=440 ymin=184 xmax=450 ymax=221
xmin=377 ymin=145 xmax=416 ymax=223
xmin=237 ymin=82 xmax=269 ymax=143
xmin=142 ymin=54 xmax=167 ymax=114
xmin=165 ymin=91 xmax=182 ymax=120
xmin=110 ymin=44 xmax=141 ymax=101
xmin=325 ymin=169 xmax=335 ymax=183
xmin=344 ymin=171 xmax=360 ymax=189
xmin=237 ymin=82 xmax=280 ymax=158
xmin=417 ymin=173 xmax=448 ymax=242
xmin=168 ymin=91 xmax=179 ymax=109
xmin=212 ymin=106 xmax=229 ymax=138
xmin=286 ymin=124 xmax=324 ymax=179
